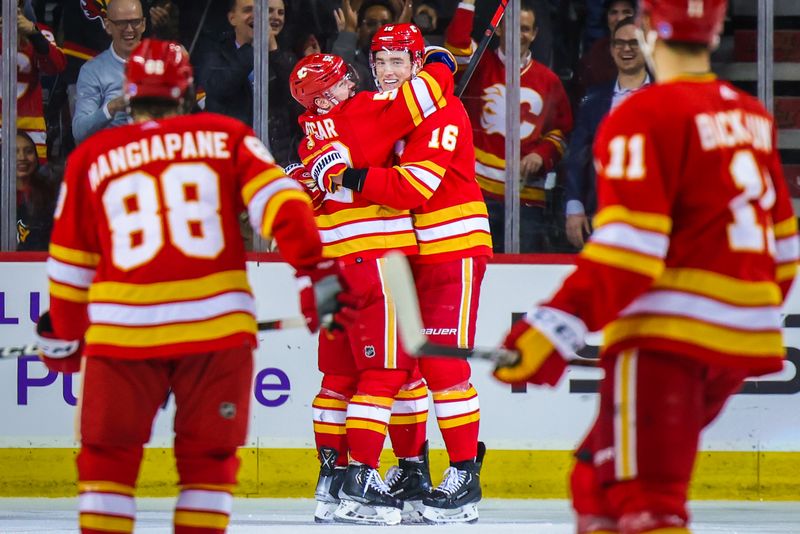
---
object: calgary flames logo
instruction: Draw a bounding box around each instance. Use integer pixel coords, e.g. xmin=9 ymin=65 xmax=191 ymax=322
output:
xmin=81 ymin=0 xmax=109 ymax=21
xmin=480 ymin=83 xmax=545 ymax=140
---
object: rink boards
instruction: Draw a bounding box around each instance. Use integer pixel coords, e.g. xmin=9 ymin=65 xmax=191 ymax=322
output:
xmin=1 ymin=257 xmax=799 ymax=499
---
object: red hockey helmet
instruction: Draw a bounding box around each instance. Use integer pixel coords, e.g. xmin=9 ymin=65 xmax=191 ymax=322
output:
xmin=640 ymin=0 xmax=727 ymax=46
xmin=125 ymin=39 xmax=193 ymax=102
xmin=370 ymin=23 xmax=425 ymax=72
xmin=289 ymin=53 xmax=355 ymax=110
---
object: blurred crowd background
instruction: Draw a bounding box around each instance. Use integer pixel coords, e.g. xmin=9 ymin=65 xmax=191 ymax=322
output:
xmin=1 ymin=0 xmax=797 ymax=253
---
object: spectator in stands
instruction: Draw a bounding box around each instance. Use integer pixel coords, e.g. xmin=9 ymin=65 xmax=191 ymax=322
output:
xmin=563 ymin=16 xmax=649 ymax=249
xmin=149 ymin=0 xmax=180 ymax=41
xmin=332 ymin=0 xmax=411 ymax=91
xmin=15 ymin=131 xmax=59 ymax=251
xmin=446 ymin=0 xmax=573 ymax=253
xmin=203 ymin=0 xmax=300 ymax=164
xmin=574 ymin=0 xmax=635 ymax=98
xmin=71 ymin=0 xmax=145 ymax=144
xmin=1 ymin=1 xmax=66 ymax=163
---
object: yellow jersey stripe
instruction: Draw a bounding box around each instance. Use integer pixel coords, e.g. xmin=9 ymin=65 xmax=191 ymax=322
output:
xmin=313 ymin=422 xmax=347 ymax=435
xmin=180 ymin=483 xmax=235 ymax=492
xmin=350 ymin=395 xmax=394 ymax=408
xmin=315 ymin=205 xmax=410 ymax=228
xmin=593 ymin=206 xmax=672 ymax=234
xmin=654 ymin=268 xmax=782 ymax=306
xmin=395 ymin=386 xmax=428 ymax=399
xmin=321 ymin=234 xmax=417 ymax=258
xmin=404 ymin=159 xmax=446 ymax=178
xmin=432 ymin=386 xmax=478 ymax=402
xmin=401 ymin=82 xmax=424 ymax=126
xmin=346 ymin=419 xmax=388 ymax=434
xmin=389 ymin=413 xmax=429 ymax=425
xmin=85 ymin=312 xmax=256 ymax=347
xmin=582 ymin=242 xmax=664 ymax=279
xmin=417 ymin=70 xmax=443 ymax=105
xmin=774 ymin=216 xmax=799 ymax=238
xmin=49 ymin=243 xmax=100 ymax=267
xmin=396 ymin=166 xmax=434 ymax=199
xmin=777 ymin=262 xmax=798 ymax=283
xmin=241 ymin=167 xmax=286 ymax=205
xmin=260 ymin=189 xmax=311 ymax=239
xmin=50 ymin=281 xmax=89 ymax=303
xmin=413 ymin=201 xmax=488 ymax=227
xmin=604 ymin=315 xmax=783 ymax=356
xmin=90 ymin=270 xmax=250 ymax=304
xmin=418 ymin=233 xmax=493 ymax=256
xmin=313 ymin=397 xmax=348 ymax=409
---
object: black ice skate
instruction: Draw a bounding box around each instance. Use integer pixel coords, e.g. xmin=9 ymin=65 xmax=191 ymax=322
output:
xmin=422 ymin=441 xmax=486 ymax=524
xmin=385 ymin=441 xmax=433 ymax=523
xmin=313 ymin=447 xmax=346 ymax=523
xmin=333 ymin=463 xmax=403 ymax=525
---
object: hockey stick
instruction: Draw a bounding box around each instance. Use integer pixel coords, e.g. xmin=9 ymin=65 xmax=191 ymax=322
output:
xmin=383 ymin=251 xmax=596 ymax=368
xmin=0 ymin=317 xmax=312 ymax=361
xmin=454 ymin=0 xmax=509 ymax=97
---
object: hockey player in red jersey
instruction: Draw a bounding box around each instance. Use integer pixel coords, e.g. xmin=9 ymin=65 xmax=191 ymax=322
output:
xmin=324 ymin=23 xmax=492 ymax=524
xmin=492 ymin=1 xmax=799 ymax=533
xmin=445 ymin=0 xmax=572 ymax=252
xmin=34 ymin=39 xmax=342 ymax=534
xmin=288 ymin=48 xmax=457 ymax=525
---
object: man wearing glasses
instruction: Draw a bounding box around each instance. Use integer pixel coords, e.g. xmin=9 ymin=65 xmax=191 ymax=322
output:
xmin=72 ymin=0 xmax=145 ymax=144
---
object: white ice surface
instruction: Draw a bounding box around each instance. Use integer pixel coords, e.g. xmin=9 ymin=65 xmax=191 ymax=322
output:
xmin=2 ymin=498 xmax=800 ymax=533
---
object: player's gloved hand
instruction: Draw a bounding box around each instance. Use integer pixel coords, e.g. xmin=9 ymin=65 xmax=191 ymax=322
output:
xmin=493 ymin=306 xmax=587 ymax=387
xmin=424 ymin=46 xmax=457 ymax=74
xmin=35 ymin=311 xmax=83 ymax=374
xmin=295 ymin=260 xmax=346 ymax=333
xmin=285 ymin=162 xmax=324 ymax=209
xmin=308 ymin=142 xmax=349 ymax=194
xmin=331 ymin=290 xmax=363 ymax=330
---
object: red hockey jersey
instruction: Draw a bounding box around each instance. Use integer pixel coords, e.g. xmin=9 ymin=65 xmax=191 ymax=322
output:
xmin=0 ymin=26 xmax=66 ymax=162
xmin=298 ymin=64 xmax=453 ymax=263
xmin=356 ymin=92 xmax=493 ymax=262
xmin=547 ymin=75 xmax=798 ymax=375
xmin=445 ymin=3 xmax=573 ymax=205
xmin=48 ymin=112 xmax=321 ymax=359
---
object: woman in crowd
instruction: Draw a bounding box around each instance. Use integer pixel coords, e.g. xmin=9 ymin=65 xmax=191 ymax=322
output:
xmin=16 ymin=131 xmax=59 ymax=251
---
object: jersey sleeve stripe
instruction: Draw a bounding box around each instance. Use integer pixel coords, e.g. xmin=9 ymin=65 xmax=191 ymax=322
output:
xmin=314 ymin=204 xmax=410 ymax=227
xmin=401 ymin=82 xmax=424 ymax=126
xmin=604 ymin=316 xmax=783 ymax=357
xmin=247 ymin=178 xmax=306 ymax=234
xmin=621 ymin=290 xmax=782 ymax=330
xmin=321 ymin=234 xmax=418 ymax=259
xmin=85 ymin=312 xmax=256 ymax=347
xmin=776 ymin=263 xmax=797 ymax=283
xmin=775 ymin=235 xmax=800 ymax=264
xmin=404 ymin=159 xmax=446 ymax=177
xmin=396 ymin=166 xmax=436 ymax=199
xmin=88 ymin=292 xmax=255 ymax=326
xmin=415 ymin=232 xmax=492 ymax=256
xmin=581 ymin=242 xmax=665 ymax=279
xmin=590 ymin=223 xmax=670 ymax=258
xmin=319 ymin=218 xmax=415 ymax=243
xmin=47 ymin=257 xmax=96 ymax=288
xmin=413 ymin=201 xmax=488 ymax=227
xmin=593 ymin=205 xmax=672 ymax=234
xmin=415 ymin=217 xmax=491 ymax=243
xmin=416 ymin=71 xmax=444 ymax=107
xmin=259 ymin=189 xmax=312 ymax=239
xmin=774 ymin=216 xmax=798 ymax=238
xmin=90 ymin=270 xmax=251 ymax=304
xmin=653 ymin=268 xmax=781 ymax=306
xmin=49 ymin=243 xmax=100 ymax=267
xmin=240 ymin=167 xmax=288 ymax=205
xmin=50 ymin=281 xmax=90 ymax=303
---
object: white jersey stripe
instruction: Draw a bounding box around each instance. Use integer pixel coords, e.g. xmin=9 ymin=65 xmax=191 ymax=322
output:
xmin=319 ymin=217 xmax=414 ymax=244
xmin=78 ymin=492 xmax=135 ymax=517
xmin=176 ymin=489 xmax=233 ymax=513
xmin=776 ymin=235 xmax=800 ymax=263
xmin=409 ymin=77 xmax=436 ymax=118
xmin=247 ymin=177 xmax=303 ymax=231
xmin=313 ymin=407 xmax=347 ymax=425
xmin=402 ymin=164 xmax=442 ymax=191
xmin=591 ymin=222 xmax=669 ymax=259
xmin=414 ymin=216 xmax=491 ymax=243
xmin=89 ymin=291 xmax=255 ymax=326
xmin=433 ymin=396 xmax=480 ymax=419
xmin=346 ymin=402 xmax=392 ymax=424
xmin=47 ymin=257 xmax=96 ymax=288
xmin=620 ymin=290 xmax=781 ymax=330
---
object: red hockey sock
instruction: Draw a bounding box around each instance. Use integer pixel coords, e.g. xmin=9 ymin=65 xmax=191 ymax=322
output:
xmin=432 ymin=384 xmax=480 ymax=463
xmin=173 ymin=485 xmax=233 ymax=534
xmin=313 ymin=374 xmax=356 ymax=466
xmin=77 ymin=444 xmax=141 ymax=533
xmin=388 ymin=379 xmax=429 ymax=458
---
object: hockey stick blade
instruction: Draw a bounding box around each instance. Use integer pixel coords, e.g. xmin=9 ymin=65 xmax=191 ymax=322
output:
xmin=383 ymin=251 xmax=596 ymax=368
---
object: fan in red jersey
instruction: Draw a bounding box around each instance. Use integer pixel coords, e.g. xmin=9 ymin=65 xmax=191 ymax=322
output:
xmin=35 ymin=38 xmax=343 ymax=534
xmin=287 ymin=42 xmax=463 ymax=525
xmin=493 ymin=1 xmax=799 ymax=533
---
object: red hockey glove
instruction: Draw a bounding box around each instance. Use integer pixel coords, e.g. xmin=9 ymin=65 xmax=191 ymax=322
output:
xmin=35 ymin=311 xmax=83 ymax=374
xmin=295 ymin=260 xmax=346 ymax=333
xmin=423 ymin=46 xmax=457 ymax=74
xmin=493 ymin=307 xmax=587 ymax=387
xmin=331 ymin=290 xmax=363 ymax=330
xmin=285 ymin=162 xmax=324 ymax=209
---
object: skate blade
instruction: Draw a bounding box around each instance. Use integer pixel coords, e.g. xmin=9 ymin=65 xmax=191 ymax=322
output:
xmin=314 ymin=500 xmax=339 ymax=523
xmin=401 ymin=500 xmax=425 ymax=524
xmin=422 ymin=502 xmax=479 ymax=524
xmin=334 ymin=499 xmax=401 ymax=526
